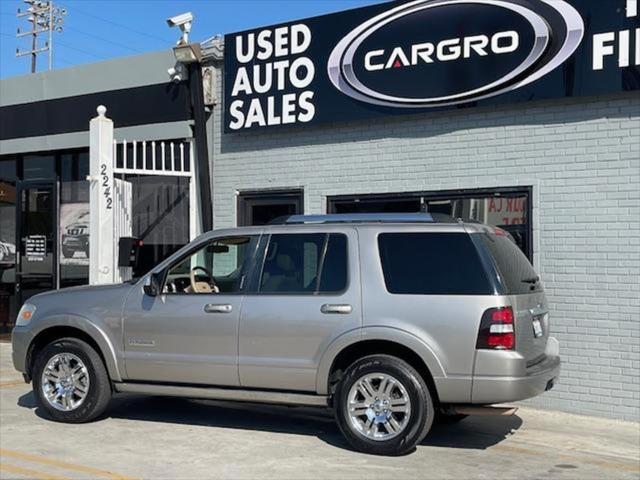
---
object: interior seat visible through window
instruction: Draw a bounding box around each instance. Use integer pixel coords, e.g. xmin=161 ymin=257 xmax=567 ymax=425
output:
xmin=259 ymin=233 xmax=347 ymax=294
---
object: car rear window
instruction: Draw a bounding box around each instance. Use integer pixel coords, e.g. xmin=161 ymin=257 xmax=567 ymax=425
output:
xmin=478 ymin=232 xmax=541 ymax=294
xmin=377 ymin=233 xmax=493 ymax=295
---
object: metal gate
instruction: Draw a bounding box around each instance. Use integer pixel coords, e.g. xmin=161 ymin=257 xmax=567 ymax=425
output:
xmin=88 ymin=106 xmax=198 ymax=285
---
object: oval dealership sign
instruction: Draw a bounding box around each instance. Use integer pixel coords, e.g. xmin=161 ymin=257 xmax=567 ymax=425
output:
xmin=328 ymin=0 xmax=585 ymax=108
xmin=224 ymin=0 xmax=637 ymax=132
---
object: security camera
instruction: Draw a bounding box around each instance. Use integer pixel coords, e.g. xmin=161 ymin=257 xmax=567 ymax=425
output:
xmin=166 ymin=12 xmax=193 ymax=29
xmin=167 ymin=12 xmax=194 ymax=45
xmin=167 ymin=65 xmax=185 ymax=84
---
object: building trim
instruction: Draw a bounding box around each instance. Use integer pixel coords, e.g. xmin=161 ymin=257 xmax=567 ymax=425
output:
xmin=0 ymin=50 xmax=177 ymax=106
xmin=0 ymin=121 xmax=194 ymax=156
xmin=0 ymin=83 xmax=191 ymax=141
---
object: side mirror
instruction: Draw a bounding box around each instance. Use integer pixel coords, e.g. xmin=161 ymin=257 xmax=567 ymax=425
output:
xmin=143 ymin=272 xmax=162 ymax=297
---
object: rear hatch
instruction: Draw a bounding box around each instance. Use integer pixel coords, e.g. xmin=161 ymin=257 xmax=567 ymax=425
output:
xmin=476 ymin=229 xmax=549 ymax=365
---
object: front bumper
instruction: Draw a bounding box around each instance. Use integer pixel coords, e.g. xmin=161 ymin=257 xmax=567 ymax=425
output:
xmin=471 ymin=337 xmax=561 ymax=404
xmin=11 ymin=326 xmax=34 ymax=378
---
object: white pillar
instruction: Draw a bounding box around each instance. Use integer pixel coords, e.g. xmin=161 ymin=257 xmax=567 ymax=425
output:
xmin=88 ymin=105 xmax=115 ymax=285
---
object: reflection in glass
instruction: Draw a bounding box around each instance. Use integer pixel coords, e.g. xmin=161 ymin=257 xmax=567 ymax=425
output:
xmin=23 ymin=155 xmax=55 ymax=179
xmin=128 ymin=175 xmax=190 ymax=278
xmin=425 ymin=196 xmax=528 ymax=254
xmin=331 ymin=191 xmax=530 ymax=258
xmin=60 ymin=152 xmax=90 ymax=288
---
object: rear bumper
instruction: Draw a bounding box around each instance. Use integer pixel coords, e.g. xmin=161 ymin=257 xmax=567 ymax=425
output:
xmin=471 ymin=337 xmax=561 ymax=404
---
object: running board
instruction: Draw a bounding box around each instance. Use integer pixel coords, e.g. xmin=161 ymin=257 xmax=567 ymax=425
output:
xmin=114 ymin=382 xmax=329 ymax=407
xmin=450 ymin=405 xmax=518 ymax=416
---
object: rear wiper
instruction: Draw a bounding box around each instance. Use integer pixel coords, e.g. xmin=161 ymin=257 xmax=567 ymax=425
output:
xmin=521 ymin=276 xmax=539 ymax=284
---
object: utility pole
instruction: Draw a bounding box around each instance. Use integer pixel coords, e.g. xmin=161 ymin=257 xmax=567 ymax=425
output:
xmin=16 ymin=0 xmax=66 ymax=74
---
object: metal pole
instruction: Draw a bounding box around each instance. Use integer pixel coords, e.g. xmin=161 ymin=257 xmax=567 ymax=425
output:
xmin=48 ymin=1 xmax=53 ymax=70
xmin=188 ymin=63 xmax=213 ymax=232
xmin=30 ymin=16 xmax=37 ymax=73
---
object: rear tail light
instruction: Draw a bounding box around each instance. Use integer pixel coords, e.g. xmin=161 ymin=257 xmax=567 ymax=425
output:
xmin=477 ymin=307 xmax=515 ymax=350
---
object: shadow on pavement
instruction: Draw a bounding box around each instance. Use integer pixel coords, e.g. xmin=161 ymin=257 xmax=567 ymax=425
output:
xmin=18 ymin=391 xmax=521 ymax=452
xmin=17 ymin=391 xmax=37 ymax=409
xmin=424 ymin=415 xmax=523 ymax=449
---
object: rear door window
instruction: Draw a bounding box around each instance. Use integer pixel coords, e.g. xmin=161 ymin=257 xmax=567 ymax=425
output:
xmin=378 ymin=233 xmax=493 ymax=295
xmin=478 ymin=232 xmax=541 ymax=294
xmin=259 ymin=233 xmax=348 ymax=294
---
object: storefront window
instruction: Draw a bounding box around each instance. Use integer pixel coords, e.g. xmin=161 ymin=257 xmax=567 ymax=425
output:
xmin=1 ymin=145 xmax=194 ymax=319
xmin=127 ymin=175 xmax=191 ymax=278
xmin=328 ymin=188 xmax=532 ymax=259
xmin=60 ymin=152 xmax=90 ymax=288
xmin=238 ymin=190 xmax=303 ymax=226
xmin=23 ymin=154 xmax=55 ymax=180
xmin=425 ymin=195 xmax=529 ymax=257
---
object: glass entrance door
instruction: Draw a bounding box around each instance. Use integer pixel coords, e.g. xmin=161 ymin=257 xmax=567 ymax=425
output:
xmin=0 ymin=172 xmax=17 ymax=334
xmin=16 ymin=182 xmax=57 ymax=308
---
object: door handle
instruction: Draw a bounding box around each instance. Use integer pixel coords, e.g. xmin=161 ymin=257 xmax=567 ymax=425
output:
xmin=321 ymin=304 xmax=352 ymax=315
xmin=204 ymin=304 xmax=233 ymax=314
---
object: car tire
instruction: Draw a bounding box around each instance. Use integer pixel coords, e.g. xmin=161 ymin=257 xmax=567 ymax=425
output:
xmin=61 ymin=247 xmax=74 ymax=259
xmin=334 ymin=354 xmax=434 ymax=456
xmin=32 ymin=338 xmax=111 ymax=423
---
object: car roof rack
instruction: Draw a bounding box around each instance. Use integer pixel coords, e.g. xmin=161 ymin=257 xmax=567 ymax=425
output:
xmin=268 ymin=213 xmax=457 ymax=225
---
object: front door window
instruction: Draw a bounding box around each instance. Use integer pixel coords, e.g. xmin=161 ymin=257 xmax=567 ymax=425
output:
xmin=164 ymin=236 xmax=257 ymax=294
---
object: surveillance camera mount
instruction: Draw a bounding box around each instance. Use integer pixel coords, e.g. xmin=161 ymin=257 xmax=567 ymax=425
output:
xmin=167 ymin=12 xmax=194 ymax=45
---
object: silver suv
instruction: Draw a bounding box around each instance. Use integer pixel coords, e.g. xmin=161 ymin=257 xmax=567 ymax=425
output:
xmin=12 ymin=214 xmax=560 ymax=456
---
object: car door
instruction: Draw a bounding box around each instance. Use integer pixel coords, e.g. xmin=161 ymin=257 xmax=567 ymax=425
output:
xmin=239 ymin=228 xmax=361 ymax=392
xmin=123 ymin=234 xmax=260 ymax=386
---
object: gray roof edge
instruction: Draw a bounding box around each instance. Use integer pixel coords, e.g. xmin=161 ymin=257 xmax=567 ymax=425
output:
xmin=0 ymin=49 xmax=177 ymax=107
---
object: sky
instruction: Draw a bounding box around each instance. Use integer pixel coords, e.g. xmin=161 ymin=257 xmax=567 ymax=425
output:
xmin=0 ymin=0 xmax=388 ymax=79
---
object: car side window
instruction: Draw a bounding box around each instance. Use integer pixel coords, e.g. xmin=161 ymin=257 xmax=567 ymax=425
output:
xmin=259 ymin=233 xmax=348 ymax=294
xmin=164 ymin=236 xmax=257 ymax=294
xmin=377 ymin=232 xmax=492 ymax=295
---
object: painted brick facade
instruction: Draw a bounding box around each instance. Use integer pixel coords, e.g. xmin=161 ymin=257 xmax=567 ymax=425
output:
xmin=210 ymin=77 xmax=640 ymax=421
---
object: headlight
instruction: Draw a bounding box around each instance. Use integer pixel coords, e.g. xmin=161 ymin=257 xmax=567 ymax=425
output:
xmin=16 ymin=304 xmax=36 ymax=326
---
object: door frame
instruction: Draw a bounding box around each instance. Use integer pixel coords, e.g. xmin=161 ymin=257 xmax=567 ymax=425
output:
xmin=15 ymin=179 xmax=59 ymax=307
xmin=237 ymin=189 xmax=303 ymax=227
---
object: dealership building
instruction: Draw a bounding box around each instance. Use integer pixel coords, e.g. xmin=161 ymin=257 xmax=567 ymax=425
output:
xmin=0 ymin=0 xmax=638 ymax=420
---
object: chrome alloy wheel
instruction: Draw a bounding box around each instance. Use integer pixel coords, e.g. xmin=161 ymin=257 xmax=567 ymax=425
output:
xmin=347 ymin=372 xmax=411 ymax=441
xmin=41 ymin=353 xmax=90 ymax=412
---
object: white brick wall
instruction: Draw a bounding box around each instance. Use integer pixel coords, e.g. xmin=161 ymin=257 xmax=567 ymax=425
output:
xmin=209 ymin=73 xmax=640 ymax=421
